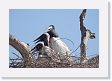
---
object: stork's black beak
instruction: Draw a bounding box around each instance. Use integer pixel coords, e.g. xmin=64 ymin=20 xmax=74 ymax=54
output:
xmin=90 ymin=33 xmax=95 ymax=39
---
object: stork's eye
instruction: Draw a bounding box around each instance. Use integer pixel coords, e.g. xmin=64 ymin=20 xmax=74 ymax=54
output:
xmin=48 ymin=27 xmax=52 ymax=31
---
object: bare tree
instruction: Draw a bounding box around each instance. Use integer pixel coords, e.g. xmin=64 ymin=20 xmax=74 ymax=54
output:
xmin=9 ymin=34 xmax=32 ymax=67
xmin=79 ymin=9 xmax=87 ymax=63
xmin=79 ymin=9 xmax=96 ymax=63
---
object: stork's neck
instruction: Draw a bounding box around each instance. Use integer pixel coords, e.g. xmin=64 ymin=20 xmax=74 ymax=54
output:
xmin=47 ymin=30 xmax=59 ymax=38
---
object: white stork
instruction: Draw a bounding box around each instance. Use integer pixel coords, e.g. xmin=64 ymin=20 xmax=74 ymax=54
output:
xmin=33 ymin=25 xmax=73 ymax=64
xmin=47 ymin=25 xmax=73 ymax=63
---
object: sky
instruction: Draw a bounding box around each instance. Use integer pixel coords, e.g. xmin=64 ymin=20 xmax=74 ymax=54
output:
xmin=9 ymin=9 xmax=99 ymax=58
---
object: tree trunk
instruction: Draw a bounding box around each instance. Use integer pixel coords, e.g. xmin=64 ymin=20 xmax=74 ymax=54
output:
xmin=9 ymin=34 xmax=32 ymax=66
xmin=79 ymin=9 xmax=87 ymax=63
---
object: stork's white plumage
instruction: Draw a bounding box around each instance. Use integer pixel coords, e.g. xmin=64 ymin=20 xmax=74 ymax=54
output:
xmin=38 ymin=42 xmax=52 ymax=58
xmin=47 ymin=25 xmax=73 ymax=62
xmin=49 ymin=37 xmax=71 ymax=56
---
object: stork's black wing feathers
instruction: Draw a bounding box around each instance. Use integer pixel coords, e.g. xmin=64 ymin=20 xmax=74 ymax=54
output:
xmin=33 ymin=33 xmax=46 ymax=43
xmin=33 ymin=35 xmax=42 ymax=42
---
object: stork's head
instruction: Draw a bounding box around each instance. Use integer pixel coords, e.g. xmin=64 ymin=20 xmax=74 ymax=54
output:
xmin=48 ymin=25 xmax=55 ymax=31
xmin=35 ymin=42 xmax=44 ymax=51
xmin=47 ymin=25 xmax=59 ymax=38
xmin=86 ymin=29 xmax=95 ymax=39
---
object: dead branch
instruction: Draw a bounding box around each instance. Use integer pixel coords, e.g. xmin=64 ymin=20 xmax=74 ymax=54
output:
xmin=9 ymin=34 xmax=32 ymax=67
xmin=79 ymin=9 xmax=87 ymax=63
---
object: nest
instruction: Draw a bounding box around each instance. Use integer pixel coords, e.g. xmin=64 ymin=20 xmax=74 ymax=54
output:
xmin=9 ymin=52 xmax=99 ymax=68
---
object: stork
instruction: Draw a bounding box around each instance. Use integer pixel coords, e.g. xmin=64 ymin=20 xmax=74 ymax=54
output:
xmin=47 ymin=25 xmax=71 ymax=57
xmin=32 ymin=33 xmax=59 ymax=62
xmin=33 ymin=25 xmax=73 ymax=64
xmin=32 ymin=33 xmax=51 ymax=58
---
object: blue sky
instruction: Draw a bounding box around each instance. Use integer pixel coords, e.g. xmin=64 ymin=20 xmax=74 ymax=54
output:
xmin=9 ymin=9 xmax=99 ymax=58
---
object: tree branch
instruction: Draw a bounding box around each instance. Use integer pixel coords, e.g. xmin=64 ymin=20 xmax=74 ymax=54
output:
xmin=9 ymin=34 xmax=32 ymax=66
